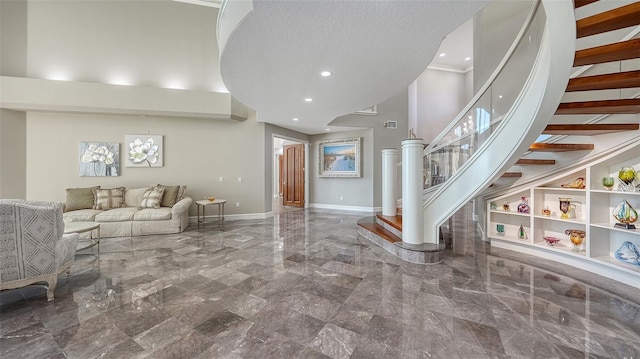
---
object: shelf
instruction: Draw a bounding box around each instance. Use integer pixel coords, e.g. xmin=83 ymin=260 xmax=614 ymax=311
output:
xmin=490 ymin=210 xmax=530 ymax=217
xmin=591 ymin=255 xmax=640 ymax=274
xmin=531 ymin=241 xmax=587 ymax=257
xmin=534 ymin=187 xmax=586 ymax=192
xmin=591 ymin=189 xmax=640 ymax=195
xmin=533 ymin=215 xmax=586 ymax=225
xmin=488 ymin=234 xmax=528 ymax=243
xmin=591 ymin=223 xmax=640 ymax=236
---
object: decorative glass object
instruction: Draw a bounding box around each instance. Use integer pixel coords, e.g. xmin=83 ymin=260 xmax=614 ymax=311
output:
xmin=565 ymin=229 xmax=585 ymax=252
xmin=517 ymin=197 xmax=530 ymax=214
xmin=613 ymin=200 xmax=638 ymax=229
xmin=518 ymin=224 xmax=527 ymax=240
xmin=496 ymin=224 xmax=505 ymax=236
xmin=614 ymin=241 xmax=640 ymax=267
xmin=544 ymin=236 xmax=560 ymax=246
xmin=559 ymin=198 xmax=571 ymax=219
xmin=542 ymin=206 xmax=551 ymax=216
xmin=618 ymin=166 xmax=636 ymax=192
xmin=602 ymin=177 xmax=614 ymax=191
xmin=490 ymin=202 xmax=497 ymax=210
xmin=561 ymin=177 xmax=586 ymax=189
xmin=503 ymin=202 xmax=510 ymax=212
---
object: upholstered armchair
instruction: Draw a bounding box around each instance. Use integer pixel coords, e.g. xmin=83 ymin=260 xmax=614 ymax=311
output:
xmin=0 ymin=200 xmax=79 ymax=301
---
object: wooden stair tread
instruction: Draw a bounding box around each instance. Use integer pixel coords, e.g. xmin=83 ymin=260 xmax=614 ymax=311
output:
xmin=574 ymin=0 xmax=598 ymax=9
xmin=515 ymin=159 xmax=556 ymax=165
xmin=576 ymin=2 xmax=640 ymax=38
xmin=376 ymin=212 xmax=402 ymax=231
xmin=566 ymin=70 xmax=640 ymax=92
xmin=556 ymin=99 xmax=640 ymax=114
xmin=529 ymin=143 xmax=595 ymax=152
xmin=574 ymin=38 xmax=640 ymax=67
xmin=357 ymin=218 xmax=402 ymax=243
xmin=543 ymin=123 xmax=640 ymax=135
xmin=502 ymin=172 xmax=522 ymax=178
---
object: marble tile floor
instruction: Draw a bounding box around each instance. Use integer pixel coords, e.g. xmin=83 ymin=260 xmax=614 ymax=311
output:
xmin=1 ymin=207 xmax=639 ymax=359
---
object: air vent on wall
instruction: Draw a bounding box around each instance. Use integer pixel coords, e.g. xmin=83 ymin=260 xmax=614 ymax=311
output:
xmin=384 ymin=121 xmax=398 ymax=129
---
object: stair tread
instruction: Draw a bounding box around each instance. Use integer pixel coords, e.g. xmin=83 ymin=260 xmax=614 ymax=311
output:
xmin=576 ymin=2 xmax=640 ymax=38
xmin=556 ymin=99 xmax=640 ymax=114
xmin=574 ymin=0 xmax=598 ymax=9
xmin=529 ymin=143 xmax=595 ymax=152
xmin=574 ymin=38 xmax=640 ymax=67
xmin=357 ymin=218 xmax=402 ymax=243
xmin=502 ymin=172 xmax=522 ymax=178
xmin=515 ymin=159 xmax=556 ymax=165
xmin=376 ymin=212 xmax=402 ymax=231
xmin=543 ymin=123 xmax=640 ymax=135
xmin=566 ymin=70 xmax=640 ymax=92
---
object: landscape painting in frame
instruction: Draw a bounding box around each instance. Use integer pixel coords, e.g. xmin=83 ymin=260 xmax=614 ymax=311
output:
xmin=79 ymin=142 xmax=119 ymax=177
xmin=318 ymin=137 xmax=361 ymax=178
xmin=125 ymin=135 xmax=163 ymax=167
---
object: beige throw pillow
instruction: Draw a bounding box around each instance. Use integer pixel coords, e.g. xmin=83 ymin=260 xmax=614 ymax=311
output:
xmin=125 ymin=187 xmax=151 ymax=207
xmin=160 ymin=185 xmax=180 ymax=207
xmin=65 ymin=186 xmax=100 ymax=212
xmin=140 ymin=186 xmax=165 ymax=209
xmin=93 ymin=187 xmax=126 ymax=210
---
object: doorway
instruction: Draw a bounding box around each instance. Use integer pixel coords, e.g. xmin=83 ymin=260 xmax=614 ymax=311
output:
xmin=273 ymin=136 xmax=308 ymax=212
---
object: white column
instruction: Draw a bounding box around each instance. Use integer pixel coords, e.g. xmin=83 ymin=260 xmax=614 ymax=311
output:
xmin=402 ymin=138 xmax=424 ymax=245
xmin=381 ymin=148 xmax=398 ymax=216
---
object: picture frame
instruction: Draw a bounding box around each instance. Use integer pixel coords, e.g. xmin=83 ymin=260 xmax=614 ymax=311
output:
xmin=125 ymin=134 xmax=163 ymax=167
xmin=318 ymin=137 xmax=362 ymax=178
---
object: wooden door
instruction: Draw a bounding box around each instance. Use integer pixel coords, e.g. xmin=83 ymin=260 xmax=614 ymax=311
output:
xmin=283 ymin=144 xmax=304 ymax=207
xmin=278 ymin=155 xmax=283 ymax=197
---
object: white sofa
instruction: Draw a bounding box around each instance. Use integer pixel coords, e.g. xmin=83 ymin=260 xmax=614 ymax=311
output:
xmin=0 ymin=200 xmax=79 ymax=301
xmin=62 ymin=185 xmax=192 ymax=238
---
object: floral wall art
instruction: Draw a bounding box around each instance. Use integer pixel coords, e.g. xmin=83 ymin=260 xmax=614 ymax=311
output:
xmin=125 ymin=135 xmax=163 ymax=167
xmin=79 ymin=142 xmax=119 ymax=176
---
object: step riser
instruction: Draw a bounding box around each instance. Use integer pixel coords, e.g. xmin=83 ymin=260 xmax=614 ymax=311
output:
xmin=357 ymin=227 xmax=444 ymax=265
xmin=375 ymin=217 xmax=403 ymax=239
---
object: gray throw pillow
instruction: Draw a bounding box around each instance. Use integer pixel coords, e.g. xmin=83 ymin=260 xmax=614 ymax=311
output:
xmin=160 ymin=185 xmax=180 ymax=207
xmin=65 ymin=186 xmax=100 ymax=212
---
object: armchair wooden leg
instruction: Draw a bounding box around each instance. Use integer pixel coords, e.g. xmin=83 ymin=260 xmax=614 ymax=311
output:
xmin=46 ymin=275 xmax=58 ymax=302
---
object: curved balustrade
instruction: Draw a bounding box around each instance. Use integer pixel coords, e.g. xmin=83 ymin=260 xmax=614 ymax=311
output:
xmin=419 ymin=0 xmax=576 ymax=243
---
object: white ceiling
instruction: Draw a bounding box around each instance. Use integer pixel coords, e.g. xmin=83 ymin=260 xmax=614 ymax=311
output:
xmin=218 ymin=0 xmax=489 ymax=135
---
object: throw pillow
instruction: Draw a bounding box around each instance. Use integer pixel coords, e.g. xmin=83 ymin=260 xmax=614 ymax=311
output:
xmin=93 ymin=187 xmax=126 ymax=210
xmin=124 ymin=187 xmax=151 ymax=207
xmin=140 ymin=186 xmax=165 ymax=209
xmin=65 ymin=186 xmax=100 ymax=212
xmin=160 ymin=185 xmax=180 ymax=207
xmin=177 ymin=185 xmax=187 ymax=201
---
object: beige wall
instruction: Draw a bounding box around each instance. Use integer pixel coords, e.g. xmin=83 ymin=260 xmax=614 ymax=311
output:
xmin=26 ymin=112 xmax=266 ymax=217
xmin=0 ymin=109 xmax=27 ymax=198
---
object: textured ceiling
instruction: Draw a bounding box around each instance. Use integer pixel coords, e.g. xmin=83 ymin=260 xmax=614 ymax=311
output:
xmin=219 ymin=0 xmax=489 ymax=134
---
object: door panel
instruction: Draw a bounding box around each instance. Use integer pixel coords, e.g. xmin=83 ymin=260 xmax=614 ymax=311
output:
xmin=283 ymin=144 xmax=304 ymax=207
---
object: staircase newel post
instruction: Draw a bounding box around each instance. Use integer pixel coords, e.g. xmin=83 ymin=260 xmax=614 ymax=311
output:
xmin=401 ymin=138 xmax=424 ymax=245
xmin=381 ymin=148 xmax=398 ymax=217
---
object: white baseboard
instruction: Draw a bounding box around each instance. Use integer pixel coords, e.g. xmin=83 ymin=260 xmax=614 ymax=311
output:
xmin=309 ymin=203 xmax=381 ymax=213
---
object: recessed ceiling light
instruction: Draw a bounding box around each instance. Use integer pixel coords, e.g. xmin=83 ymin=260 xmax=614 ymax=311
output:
xmin=320 ymin=71 xmax=332 ymax=77
xmin=465 ymin=57 xmax=471 ymax=61
xmin=305 ymin=98 xmax=313 ymax=102
xmin=325 ymin=129 xmax=331 ymax=131
xmin=498 ymin=95 xmax=503 ymax=99
xmin=292 ymin=118 xmax=299 ymax=121
xmin=439 ymin=53 xmax=446 ymax=57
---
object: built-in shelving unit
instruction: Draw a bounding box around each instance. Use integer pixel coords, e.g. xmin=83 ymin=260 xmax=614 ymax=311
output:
xmin=487 ymin=146 xmax=640 ymax=288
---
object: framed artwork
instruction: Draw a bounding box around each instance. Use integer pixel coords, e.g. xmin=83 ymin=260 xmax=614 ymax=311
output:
xmin=79 ymin=142 xmax=119 ymax=176
xmin=318 ymin=137 xmax=361 ymax=178
xmin=125 ymin=135 xmax=163 ymax=167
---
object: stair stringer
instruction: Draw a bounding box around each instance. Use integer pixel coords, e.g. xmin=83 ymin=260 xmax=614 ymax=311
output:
xmin=421 ymin=0 xmax=576 ymax=244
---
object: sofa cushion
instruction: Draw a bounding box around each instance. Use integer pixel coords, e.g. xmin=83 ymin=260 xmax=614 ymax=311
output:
xmin=63 ymin=209 xmax=103 ymax=222
xmin=94 ymin=207 xmax=140 ymax=222
xmin=133 ymin=208 xmax=172 ymax=221
xmin=93 ymin=187 xmax=126 ymax=210
xmin=140 ymin=186 xmax=165 ymax=209
xmin=160 ymin=185 xmax=180 ymax=207
xmin=125 ymin=187 xmax=151 ymax=207
xmin=65 ymin=186 xmax=99 ymax=212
